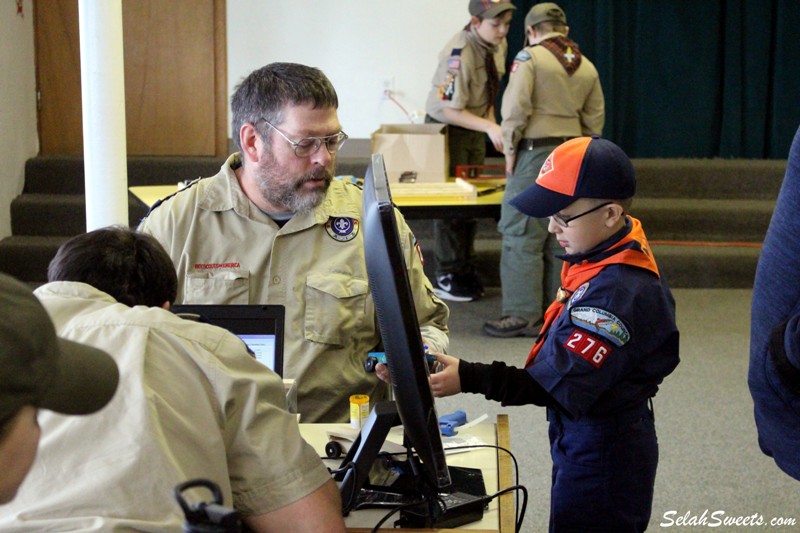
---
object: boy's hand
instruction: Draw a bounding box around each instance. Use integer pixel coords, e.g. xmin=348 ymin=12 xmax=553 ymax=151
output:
xmin=374 ymin=362 xmax=391 ymax=384
xmin=429 ymin=354 xmax=462 ymax=397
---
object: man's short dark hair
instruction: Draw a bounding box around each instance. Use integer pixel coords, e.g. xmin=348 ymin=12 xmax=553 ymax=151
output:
xmin=230 ymin=62 xmax=339 ymax=153
xmin=47 ymin=226 xmax=178 ymax=308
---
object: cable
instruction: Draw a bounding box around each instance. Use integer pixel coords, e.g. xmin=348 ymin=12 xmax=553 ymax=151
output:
xmin=369 ymin=497 xmax=428 ymax=533
xmin=375 ymin=443 xmax=526 ymax=531
xmin=384 ymin=89 xmax=414 ymax=123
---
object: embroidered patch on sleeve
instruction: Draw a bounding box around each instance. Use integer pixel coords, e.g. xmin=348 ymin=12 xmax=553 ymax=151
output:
xmin=564 ymin=329 xmax=612 ymax=368
xmin=569 ymin=306 xmax=630 ymax=347
xmin=513 ymin=50 xmax=532 ymax=63
xmin=438 ymin=72 xmax=456 ymax=101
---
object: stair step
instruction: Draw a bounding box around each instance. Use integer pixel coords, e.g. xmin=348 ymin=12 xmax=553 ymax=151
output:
xmin=11 ymin=194 xmax=148 ymax=236
xmin=23 ymin=156 xmax=226 ymax=194
xmin=0 ymin=235 xmax=70 ymax=282
xmin=407 ymin=197 xmax=774 ymax=244
xmin=633 ymin=159 xmax=786 ymax=200
xmin=421 ymin=239 xmax=760 ymax=290
xmin=633 ymin=198 xmax=773 ymax=242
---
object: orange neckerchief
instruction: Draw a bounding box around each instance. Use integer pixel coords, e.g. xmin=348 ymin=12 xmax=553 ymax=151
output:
xmin=524 ymin=217 xmax=659 ymax=368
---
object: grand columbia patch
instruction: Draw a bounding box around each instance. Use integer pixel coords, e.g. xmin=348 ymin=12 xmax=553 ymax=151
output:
xmin=569 ymin=306 xmax=630 ymax=347
xmin=325 ymin=217 xmax=359 ymax=242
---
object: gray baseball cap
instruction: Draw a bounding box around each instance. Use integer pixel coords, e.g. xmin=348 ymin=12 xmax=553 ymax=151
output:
xmin=469 ymin=0 xmax=516 ymax=19
xmin=525 ymin=2 xmax=567 ymax=27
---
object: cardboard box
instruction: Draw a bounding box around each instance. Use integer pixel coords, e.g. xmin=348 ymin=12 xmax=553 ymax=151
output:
xmin=370 ymin=124 xmax=449 ymax=183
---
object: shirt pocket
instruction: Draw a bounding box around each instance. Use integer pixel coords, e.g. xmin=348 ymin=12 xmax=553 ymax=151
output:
xmin=304 ymin=272 xmax=369 ymax=346
xmin=184 ymin=269 xmax=250 ymax=304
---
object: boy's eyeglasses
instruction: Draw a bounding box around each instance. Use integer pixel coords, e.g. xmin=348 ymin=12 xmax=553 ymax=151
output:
xmin=260 ymin=118 xmax=348 ymax=157
xmin=550 ymin=202 xmax=614 ymax=228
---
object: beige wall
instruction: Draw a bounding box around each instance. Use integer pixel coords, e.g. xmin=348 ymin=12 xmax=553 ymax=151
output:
xmin=0 ymin=0 xmax=38 ymax=239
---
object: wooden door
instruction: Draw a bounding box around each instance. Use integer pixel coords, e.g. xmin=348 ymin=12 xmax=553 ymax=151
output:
xmin=34 ymin=0 xmax=227 ymax=156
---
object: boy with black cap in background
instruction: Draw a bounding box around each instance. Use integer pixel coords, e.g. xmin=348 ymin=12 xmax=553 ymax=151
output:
xmin=430 ymin=136 xmax=680 ymax=531
xmin=424 ymin=0 xmax=516 ymax=302
xmin=0 ymin=273 xmax=118 ymax=504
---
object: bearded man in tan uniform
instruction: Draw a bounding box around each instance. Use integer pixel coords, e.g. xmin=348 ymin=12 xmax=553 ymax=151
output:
xmin=139 ymin=62 xmax=449 ymax=423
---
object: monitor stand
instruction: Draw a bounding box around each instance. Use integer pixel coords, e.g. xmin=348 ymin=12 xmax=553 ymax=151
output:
xmin=333 ymin=401 xmax=486 ymax=528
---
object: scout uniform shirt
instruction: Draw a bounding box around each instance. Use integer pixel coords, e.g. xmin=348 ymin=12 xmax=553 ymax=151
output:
xmin=425 ymin=28 xmax=508 ymax=122
xmin=138 ymin=154 xmax=450 ymax=423
xmin=501 ymin=32 xmax=605 ymax=156
xmin=1 ymin=281 xmax=331 ymax=529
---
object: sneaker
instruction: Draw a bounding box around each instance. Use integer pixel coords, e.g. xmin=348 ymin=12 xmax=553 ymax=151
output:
xmin=483 ymin=316 xmax=539 ymax=338
xmin=434 ymin=272 xmax=481 ymax=302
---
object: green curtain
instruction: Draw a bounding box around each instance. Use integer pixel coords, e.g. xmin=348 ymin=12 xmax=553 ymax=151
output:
xmin=502 ymin=0 xmax=800 ymax=158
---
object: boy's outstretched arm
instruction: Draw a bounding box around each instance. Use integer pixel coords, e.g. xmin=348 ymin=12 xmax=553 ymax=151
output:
xmin=431 ymin=354 xmax=555 ymax=408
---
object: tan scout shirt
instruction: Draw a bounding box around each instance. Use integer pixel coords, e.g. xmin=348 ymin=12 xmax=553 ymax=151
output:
xmin=0 ymin=281 xmax=330 ymax=530
xmin=501 ymin=32 xmax=605 ymax=155
xmin=139 ymin=154 xmax=450 ymax=423
xmin=425 ymin=29 xmax=508 ymax=122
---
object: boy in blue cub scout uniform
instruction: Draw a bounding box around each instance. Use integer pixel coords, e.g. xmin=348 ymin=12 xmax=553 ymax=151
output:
xmin=430 ymin=136 xmax=680 ymax=532
xmin=424 ymin=0 xmax=516 ymax=302
xmin=749 ymin=123 xmax=800 ymax=481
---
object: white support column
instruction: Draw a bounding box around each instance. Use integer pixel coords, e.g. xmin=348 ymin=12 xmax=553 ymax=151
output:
xmin=78 ymin=0 xmax=128 ymax=231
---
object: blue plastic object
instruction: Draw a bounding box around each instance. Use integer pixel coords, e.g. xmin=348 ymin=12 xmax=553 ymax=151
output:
xmin=438 ymin=410 xmax=467 ymax=436
xmin=365 ymin=351 xmax=436 ymax=373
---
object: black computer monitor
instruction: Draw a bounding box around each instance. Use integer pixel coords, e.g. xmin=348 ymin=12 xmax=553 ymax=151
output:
xmin=335 ymin=153 xmax=481 ymax=526
xmin=170 ymin=304 xmax=285 ymax=377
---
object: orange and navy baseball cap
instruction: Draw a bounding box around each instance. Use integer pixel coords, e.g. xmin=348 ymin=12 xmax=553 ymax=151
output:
xmin=510 ymin=136 xmax=635 ymax=218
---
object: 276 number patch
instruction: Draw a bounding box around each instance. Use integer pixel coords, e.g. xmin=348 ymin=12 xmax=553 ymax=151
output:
xmin=564 ymin=329 xmax=612 ymax=368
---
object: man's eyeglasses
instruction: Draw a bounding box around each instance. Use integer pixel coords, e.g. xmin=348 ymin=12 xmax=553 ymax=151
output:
xmin=260 ymin=118 xmax=348 ymax=157
xmin=550 ymin=201 xmax=614 ymax=228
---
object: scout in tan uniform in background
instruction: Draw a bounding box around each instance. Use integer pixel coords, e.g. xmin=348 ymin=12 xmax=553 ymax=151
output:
xmin=139 ymin=62 xmax=449 ymax=423
xmin=483 ymin=2 xmax=605 ymax=338
xmin=424 ymin=0 xmax=516 ymax=303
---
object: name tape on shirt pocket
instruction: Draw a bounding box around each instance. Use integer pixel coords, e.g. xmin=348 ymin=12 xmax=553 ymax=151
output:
xmin=569 ymin=306 xmax=630 ymax=347
xmin=564 ymin=329 xmax=612 ymax=368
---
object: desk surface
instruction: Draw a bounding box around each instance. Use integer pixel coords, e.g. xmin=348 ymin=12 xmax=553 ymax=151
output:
xmin=300 ymin=414 xmax=513 ymax=533
xmin=129 ymin=181 xmax=503 ymax=220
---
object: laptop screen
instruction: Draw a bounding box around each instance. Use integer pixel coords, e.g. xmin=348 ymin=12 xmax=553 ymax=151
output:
xmin=171 ymin=304 xmax=285 ymax=377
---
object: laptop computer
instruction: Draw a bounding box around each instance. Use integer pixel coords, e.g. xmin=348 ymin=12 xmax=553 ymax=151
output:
xmin=171 ymin=304 xmax=285 ymax=377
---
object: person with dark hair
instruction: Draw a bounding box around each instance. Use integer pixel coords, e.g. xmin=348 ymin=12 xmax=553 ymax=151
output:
xmin=47 ymin=224 xmax=177 ymax=308
xmin=139 ymin=62 xmax=449 ymax=423
xmin=0 ymin=273 xmax=117 ymax=505
xmin=1 ymin=227 xmax=345 ymax=532
xmin=424 ymin=0 xmax=516 ymax=302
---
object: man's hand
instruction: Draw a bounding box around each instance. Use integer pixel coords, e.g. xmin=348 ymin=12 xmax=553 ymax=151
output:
xmin=429 ymin=354 xmax=462 ymax=397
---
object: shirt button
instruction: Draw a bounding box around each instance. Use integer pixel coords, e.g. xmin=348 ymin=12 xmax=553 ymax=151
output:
xmin=272 ymin=276 xmax=281 ymax=285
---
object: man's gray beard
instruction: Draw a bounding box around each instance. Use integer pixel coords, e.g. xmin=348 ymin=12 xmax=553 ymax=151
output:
xmin=257 ymin=162 xmax=334 ymax=214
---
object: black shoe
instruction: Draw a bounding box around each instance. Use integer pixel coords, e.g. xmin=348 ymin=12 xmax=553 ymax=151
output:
xmin=459 ymin=266 xmax=485 ymax=298
xmin=434 ymin=272 xmax=481 ymax=302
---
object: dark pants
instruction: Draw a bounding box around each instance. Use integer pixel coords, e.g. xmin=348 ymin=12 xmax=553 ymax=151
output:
xmin=426 ymin=118 xmax=485 ymax=275
xmin=547 ymin=403 xmax=658 ymax=532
